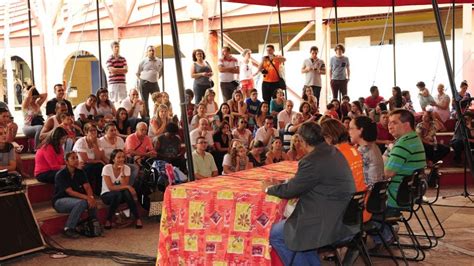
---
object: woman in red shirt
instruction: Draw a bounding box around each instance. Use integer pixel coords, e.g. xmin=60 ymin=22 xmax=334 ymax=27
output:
xmin=35 ymin=127 xmax=68 ymax=183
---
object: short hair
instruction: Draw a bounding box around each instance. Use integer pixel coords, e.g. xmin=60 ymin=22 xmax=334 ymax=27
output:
xmin=94 ymin=115 xmax=104 ymax=122
xmin=136 ymin=121 xmax=148 ymax=129
xmin=250 ymin=88 xmax=258 ymax=94
xmin=389 ymin=109 xmax=415 ymax=130
xmin=461 ymin=80 xmax=468 ymax=87
xmin=196 ymin=136 xmax=206 ymax=143
xmin=222 ymin=46 xmax=231 ymax=52
xmin=354 ymin=116 xmax=377 ymax=142
xmin=165 ymin=122 xmax=179 ymax=134
xmin=320 ymin=119 xmax=349 ymax=145
xmin=111 ymin=41 xmax=120 ymax=48
xmin=55 ymin=101 xmax=67 ymax=109
xmin=381 ymin=110 xmax=389 ymax=115
xmin=401 ymin=90 xmax=410 ymax=97
xmin=342 ymin=116 xmax=351 ymax=123
xmin=265 ymin=115 xmax=274 ymax=121
xmin=297 ymin=122 xmax=325 ymax=146
xmin=104 ymin=122 xmax=116 ymax=132
xmin=326 ymin=103 xmax=335 ymax=110
xmin=416 ymin=81 xmax=426 ymax=88
xmin=0 ymin=107 xmax=9 ymax=114
xmin=266 ymin=44 xmax=275 ymax=50
xmin=241 ymin=49 xmax=252 ymax=57
xmin=370 ymin=85 xmax=378 ymax=93
xmin=147 ymin=45 xmax=155 ymax=51
xmin=310 ymin=46 xmax=318 ymax=53
xmin=87 ymin=94 xmax=98 ymax=101
xmin=54 ymin=84 xmax=63 ymax=91
xmin=342 ymin=95 xmax=350 ymax=101
xmin=192 ymin=49 xmax=206 ymax=61
xmin=58 ymin=112 xmax=71 ymax=121
xmin=335 ymin=43 xmax=345 ymax=53
xmin=185 ymin=89 xmax=194 ymax=98
xmin=64 ymin=151 xmax=77 ymax=161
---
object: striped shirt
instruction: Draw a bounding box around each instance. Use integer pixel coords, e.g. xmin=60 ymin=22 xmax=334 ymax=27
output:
xmin=107 ymin=55 xmax=127 ymax=84
xmin=385 ymin=131 xmax=426 ymax=207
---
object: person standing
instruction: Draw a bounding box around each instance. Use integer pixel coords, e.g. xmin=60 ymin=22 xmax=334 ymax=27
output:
xmin=136 ymin=45 xmax=162 ymax=118
xmin=301 ymin=46 xmax=326 ymax=105
xmin=218 ymin=46 xmax=239 ymax=102
xmin=46 ymin=84 xmax=74 ymax=117
xmin=257 ymin=44 xmax=286 ymax=102
xmin=107 ymin=41 xmax=128 ymax=104
xmin=329 ymin=43 xmax=350 ymax=100
xmin=239 ymin=49 xmax=255 ymax=98
xmin=190 ymin=49 xmax=213 ymax=104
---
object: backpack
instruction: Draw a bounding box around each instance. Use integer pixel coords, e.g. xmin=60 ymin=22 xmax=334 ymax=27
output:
xmin=77 ymin=218 xmax=103 ymax=237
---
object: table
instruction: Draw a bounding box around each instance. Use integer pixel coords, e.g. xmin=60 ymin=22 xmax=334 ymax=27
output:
xmin=157 ymin=161 xmax=298 ymax=265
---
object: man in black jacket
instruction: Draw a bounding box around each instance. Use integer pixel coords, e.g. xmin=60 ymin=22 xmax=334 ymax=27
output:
xmin=263 ymin=122 xmax=358 ymax=265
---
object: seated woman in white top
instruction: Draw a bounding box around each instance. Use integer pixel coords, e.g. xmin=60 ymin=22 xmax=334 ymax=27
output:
xmin=222 ymin=142 xmax=251 ymax=175
xmin=96 ymin=88 xmax=116 ymax=120
xmin=73 ymin=123 xmax=106 ymax=195
xmin=100 ymin=149 xmax=142 ymax=229
xmin=74 ymin=94 xmax=98 ymax=126
xmin=199 ymin=89 xmax=219 ymax=120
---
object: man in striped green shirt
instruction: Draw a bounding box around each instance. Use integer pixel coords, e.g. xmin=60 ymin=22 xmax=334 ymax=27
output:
xmin=385 ymin=109 xmax=426 ymax=207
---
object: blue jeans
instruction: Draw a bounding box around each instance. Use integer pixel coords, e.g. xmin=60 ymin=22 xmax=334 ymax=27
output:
xmin=23 ymin=125 xmax=42 ymax=149
xmin=54 ymin=197 xmax=97 ymax=229
xmin=101 ymin=190 xmax=139 ymax=221
xmin=270 ymin=220 xmax=321 ymax=266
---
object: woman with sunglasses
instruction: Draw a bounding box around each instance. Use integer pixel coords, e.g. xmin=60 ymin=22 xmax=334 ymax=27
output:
xmin=231 ymin=118 xmax=252 ymax=148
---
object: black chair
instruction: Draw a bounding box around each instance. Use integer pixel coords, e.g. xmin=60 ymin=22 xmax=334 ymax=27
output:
xmin=364 ymin=180 xmax=406 ymax=265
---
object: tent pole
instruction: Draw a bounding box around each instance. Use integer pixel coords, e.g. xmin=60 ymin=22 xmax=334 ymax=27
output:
xmin=160 ymin=0 xmax=165 ymax=92
xmin=432 ymin=0 xmax=473 ymax=181
xmin=392 ymin=0 xmax=397 ymax=86
xmin=333 ymin=0 xmax=339 ymax=44
xmin=452 ymin=0 xmax=455 ymax=75
xmin=168 ymin=0 xmax=195 ymax=181
xmin=27 ymin=0 xmax=35 ymax=84
xmin=220 ymin=0 xmax=224 ymax=48
xmin=277 ymin=0 xmax=284 ymax=56
xmin=96 ymin=0 xmax=103 ymax=88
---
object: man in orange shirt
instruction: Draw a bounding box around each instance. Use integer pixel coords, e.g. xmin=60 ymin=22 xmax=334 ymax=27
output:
xmin=257 ymin=44 xmax=286 ymax=102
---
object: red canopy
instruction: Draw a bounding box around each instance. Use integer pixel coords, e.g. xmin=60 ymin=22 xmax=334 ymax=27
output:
xmin=225 ymin=0 xmax=474 ymax=7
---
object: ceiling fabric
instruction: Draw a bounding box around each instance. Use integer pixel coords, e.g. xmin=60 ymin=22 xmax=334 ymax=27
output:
xmin=225 ymin=0 xmax=474 ymax=7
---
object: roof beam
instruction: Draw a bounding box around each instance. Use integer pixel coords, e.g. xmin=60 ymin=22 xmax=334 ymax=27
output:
xmin=283 ymin=20 xmax=315 ymax=53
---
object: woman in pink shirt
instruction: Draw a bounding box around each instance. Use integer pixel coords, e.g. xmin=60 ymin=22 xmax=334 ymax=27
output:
xmin=35 ymin=127 xmax=68 ymax=183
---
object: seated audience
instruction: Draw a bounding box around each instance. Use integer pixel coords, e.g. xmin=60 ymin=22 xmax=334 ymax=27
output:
xmin=125 ymin=122 xmax=157 ymax=166
xmin=190 ymin=118 xmax=214 ymax=150
xmin=232 ymin=118 xmax=252 ymax=148
xmin=402 ymin=90 xmax=415 ymax=112
xmin=434 ymin=83 xmax=451 ymax=122
xmin=53 ymin=151 xmax=97 ymax=238
xmin=347 ymin=101 xmax=364 ymax=119
xmin=161 ymin=91 xmax=174 ymax=117
xmin=40 ymin=101 xmax=69 ymax=141
xmin=200 ymin=89 xmax=219 ymax=120
xmin=73 ymin=123 xmax=106 ymax=195
xmin=342 ymin=116 xmax=351 ymax=131
xmin=278 ymin=100 xmax=296 ymax=130
xmin=227 ymin=90 xmax=248 ymax=125
xmin=149 ymin=104 xmax=171 ymax=138
xmin=287 ymin=134 xmax=306 ymax=161
xmin=22 ymin=85 xmax=48 ymax=150
xmin=265 ymin=137 xmax=289 ymax=164
xmin=222 ymin=142 xmax=251 ymax=175
xmin=96 ymin=88 xmax=116 ymax=120
xmin=115 ymin=107 xmax=132 ymax=138
xmin=454 ymin=80 xmax=471 ymax=113
xmin=282 ymin=112 xmax=307 ymax=151
xmin=58 ymin=113 xmax=80 ymax=152
xmin=245 ymin=89 xmax=261 ymax=127
xmin=95 ymin=115 xmax=106 ymax=138
xmin=154 ymin=122 xmax=185 ymax=171
xmin=325 ymin=103 xmax=339 ymax=119
xmin=368 ymin=102 xmax=388 ymax=123
xmin=299 ymin=102 xmax=313 ymax=121
xmin=0 ymin=125 xmax=16 ymax=172
xmin=213 ymin=103 xmax=233 ymax=130
xmin=74 ymin=94 xmax=98 ymax=126
xmin=416 ymin=81 xmax=437 ymax=111
xmin=302 ymin=86 xmax=318 ymax=115
xmin=255 ymin=116 xmax=279 ymax=150
xmin=264 ymin=122 xmax=358 ymax=265
xmin=331 ymin=99 xmax=342 ymax=119
xmin=192 ymin=136 xmax=218 ymax=180
xmin=151 ymin=91 xmax=163 ymax=116
xmin=376 ymin=111 xmax=394 ymax=153
xmin=365 ymin=85 xmax=384 ymax=111
xmin=416 ymin=111 xmax=450 ymax=165
xmin=0 ymin=108 xmax=29 ymax=177
xmin=270 ymin=89 xmax=286 ymax=116
xmin=121 ymin=88 xmax=145 ymax=128
xmin=341 ymin=96 xmax=352 ymax=117
xmin=35 ymin=127 xmax=67 ymax=183
xmin=255 ymin=102 xmax=270 ymax=128
xmin=451 ymin=112 xmax=474 ymax=164
xmin=212 ymin=121 xmax=233 ymax=174
xmin=248 ymin=140 xmax=266 ymax=167
xmin=190 ymin=103 xmax=207 ymax=130
xmin=388 ymin=86 xmax=405 ymax=111
xmin=46 ymin=84 xmax=73 ymax=117
xmin=185 ymin=89 xmax=196 ymax=123
xmin=101 ymin=149 xmax=142 ymax=229
xmin=349 ymin=116 xmax=385 ymax=187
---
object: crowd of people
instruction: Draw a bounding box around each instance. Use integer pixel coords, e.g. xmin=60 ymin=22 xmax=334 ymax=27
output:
xmin=1 ymin=40 xmax=472 ymax=245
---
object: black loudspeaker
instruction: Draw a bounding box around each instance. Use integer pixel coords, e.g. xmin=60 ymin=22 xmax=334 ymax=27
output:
xmin=0 ymin=191 xmax=45 ymax=261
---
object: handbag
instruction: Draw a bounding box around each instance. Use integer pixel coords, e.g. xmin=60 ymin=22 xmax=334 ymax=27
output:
xmin=205 ymin=61 xmax=215 ymax=88
xmin=268 ymin=59 xmax=286 ymax=89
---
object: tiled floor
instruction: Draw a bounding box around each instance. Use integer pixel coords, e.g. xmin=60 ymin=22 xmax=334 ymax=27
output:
xmin=4 ymin=186 xmax=474 ymax=265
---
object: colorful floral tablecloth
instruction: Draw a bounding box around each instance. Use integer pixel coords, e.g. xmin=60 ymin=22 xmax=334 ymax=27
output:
xmin=157 ymin=161 xmax=298 ymax=265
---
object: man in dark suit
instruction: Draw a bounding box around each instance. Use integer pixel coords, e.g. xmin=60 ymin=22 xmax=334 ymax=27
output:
xmin=263 ymin=122 xmax=358 ymax=265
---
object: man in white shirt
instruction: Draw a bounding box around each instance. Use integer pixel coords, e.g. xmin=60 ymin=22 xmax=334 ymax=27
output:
xmin=137 ymin=45 xmax=162 ymax=118
xmin=218 ymin=46 xmax=239 ymax=102
xmin=277 ymin=100 xmax=296 ymax=130
xmin=190 ymin=118 xmax=214 ymax=150
xmin=192 ymin=136 xmax=218 ymax=180
xmin=301 ymin=46 xmax=326 ymax=105
xmin=121 ymin=89 xmax=146 ymax=130
xmin=255 ymin=116 xmax=279 ymax=150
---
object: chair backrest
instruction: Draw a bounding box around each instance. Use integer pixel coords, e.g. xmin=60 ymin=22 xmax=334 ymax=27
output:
xmin=343 ymin=191 xmax=367 ymax=226
xmin=396 ymin=169 xmax=424 ymax=207
xmin=366 ymin=181 xmax=389 ymax=214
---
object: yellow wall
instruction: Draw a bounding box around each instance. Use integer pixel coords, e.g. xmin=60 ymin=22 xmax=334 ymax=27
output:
xmin=63 ymin=57 xmax=94 ymax=106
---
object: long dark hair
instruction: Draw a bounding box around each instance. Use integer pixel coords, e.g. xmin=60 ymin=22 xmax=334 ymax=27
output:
xmin=96 ymin=88 xmax=112 ymax=107
xmin=256 ymin=101 xmax=270 ymax=116
xmin=392 ymin=86 xmax=403 ymax=108
xmin=41 ymin=127 xmax=68 ymax=154
xmin=216 ymin=103 xmax=231 ymax=123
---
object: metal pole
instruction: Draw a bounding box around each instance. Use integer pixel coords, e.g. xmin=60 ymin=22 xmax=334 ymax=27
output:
xmin=27 ymin=0 xmax=35 ymax=84
xmin=160 ymin=0 xmax=165 ymax=92
xmin=96 ymin=0 xmax=103 ymax=88
xmin=392 ymin=0 xmax=397 ymax=86
xmin=432 ymin=0 xmax=473 ymax=177
xmin=168 ymin=0 xmax=195 ymax=181
xmin=452 ymin=0 xmax=455 ymax=75
xmin=334 ymin=0 xmax=339 ymax=44
xmin=277 ymin=0 xmax=284 ymax=56
xmin=220 ymin=0 xmax=224 ymax=48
